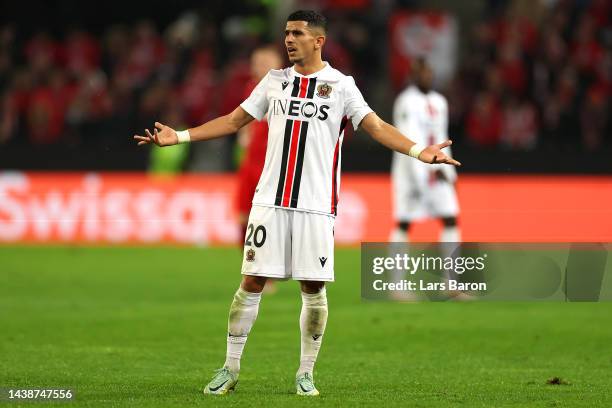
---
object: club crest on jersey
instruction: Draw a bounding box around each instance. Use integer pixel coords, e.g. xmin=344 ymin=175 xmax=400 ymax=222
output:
xmin=316 ymin=83 xmax=332 ymax=99
xmin=246 ymin=249 xmax=256 ymax=262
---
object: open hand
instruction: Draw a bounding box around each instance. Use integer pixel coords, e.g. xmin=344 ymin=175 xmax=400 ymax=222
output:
xmin=418 ymin=140 xmax=461 ymax=166
xmin=133 ymin=122 xmax=178 ymax=147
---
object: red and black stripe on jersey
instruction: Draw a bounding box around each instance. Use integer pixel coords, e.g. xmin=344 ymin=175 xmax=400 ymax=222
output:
xmin=275 ymin=76 xmax=317 ymax=208
xmin=275 ymin=77 xmax=317 ymax=207
xmin=291 ymin=76 xmax=317 ymax=98
xmin=275 ymin=119 xmax=309 ymax=207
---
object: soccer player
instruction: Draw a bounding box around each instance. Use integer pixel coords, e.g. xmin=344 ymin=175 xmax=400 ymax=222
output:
xmin=134 ymin=10 xmax=460 ymax=396
xmin=389 ymin=58 xmax=460 ymax=245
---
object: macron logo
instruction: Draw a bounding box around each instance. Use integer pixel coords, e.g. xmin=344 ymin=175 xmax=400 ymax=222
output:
xmin=319 ymin=257 xmax=327 ymax=267
xmin=282 ymin=81 xmax=289 ymax=90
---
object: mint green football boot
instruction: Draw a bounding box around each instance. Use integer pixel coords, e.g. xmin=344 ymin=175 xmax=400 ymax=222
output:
xmin=203 ymin=368 xmax=238 ymax=395
xmin=296 ymin=372 xmax=319 ymax=396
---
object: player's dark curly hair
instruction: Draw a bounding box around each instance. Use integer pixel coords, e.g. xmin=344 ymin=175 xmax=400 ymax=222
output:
xmin=287 ymin=10 xmax=327 ymax=33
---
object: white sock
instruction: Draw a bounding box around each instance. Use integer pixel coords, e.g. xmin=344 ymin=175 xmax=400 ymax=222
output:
xmin=389 ymin=232 xmax=409 ymax=284
xmin=390 ymin=228 xmax=408 ymax=242
xmin=298 ymin=288 xmax=328 ymax=377
xmin=440 ymin=226 xmax=461 ymax=282
xmin=440 ymin=226 xmax=460 ymax=243
xmin=224 ymin=287 xmax=261 ymax=374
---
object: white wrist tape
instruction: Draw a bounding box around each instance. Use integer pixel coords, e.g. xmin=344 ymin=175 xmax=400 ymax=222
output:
xmin=176 ymin=130 xmax=191 ymax=144
xmin=408 ymin=143 xmax=425 ymax=159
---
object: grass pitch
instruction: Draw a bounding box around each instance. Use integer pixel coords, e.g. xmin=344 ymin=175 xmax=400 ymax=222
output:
xmin=1 ymin=246 xmax=611 ymax=407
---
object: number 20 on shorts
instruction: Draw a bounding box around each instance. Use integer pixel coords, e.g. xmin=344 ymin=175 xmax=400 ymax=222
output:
xmin=245 ymin=224 xmax=267 ymax=247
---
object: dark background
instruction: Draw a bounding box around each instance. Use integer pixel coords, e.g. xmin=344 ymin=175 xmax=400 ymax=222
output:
xmin=1 ymin=0 xmax=610 ymax=173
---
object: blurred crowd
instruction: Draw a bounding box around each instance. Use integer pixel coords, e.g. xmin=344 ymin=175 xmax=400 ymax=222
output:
xmin=0 ymin=13 xmax=260 ymax=149
xmin=0 ymin=7 xmax=374 ymax=154
xmin=0 ymin=0 xmax=610 ymax=154
xmin=450 ymin=0 xmax=611 ymax=151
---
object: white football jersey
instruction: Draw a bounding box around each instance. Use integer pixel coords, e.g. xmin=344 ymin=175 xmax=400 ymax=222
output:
xmin=392 ymin=85 xmax=456 ymax=187
xmin=240 ymin=62 xmax=373 ymax=216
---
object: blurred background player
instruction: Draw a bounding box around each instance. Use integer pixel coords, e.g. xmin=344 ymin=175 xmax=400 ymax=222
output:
xmin=235 ymin=45 xmax=282 ymax=293
xmin=236 ymin=45 xmax=282 ymax=237
xmin=389 ymin=57 xmax=462 ymax=300
xmin=389 ymin=58 xmax=460 ymax=245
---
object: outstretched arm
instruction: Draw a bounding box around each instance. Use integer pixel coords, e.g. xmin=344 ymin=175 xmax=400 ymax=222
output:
xmin=359 ymin=112 xmax=461 ymax=166
xmin=134 ymin=106 xmax=255 ymax=147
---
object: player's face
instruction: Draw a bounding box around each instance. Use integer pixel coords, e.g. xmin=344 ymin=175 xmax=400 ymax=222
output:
xmin=284 ymin=21 xmax=322 ymax=64
xmin=251 ymin=49 xmax=282 ymax=81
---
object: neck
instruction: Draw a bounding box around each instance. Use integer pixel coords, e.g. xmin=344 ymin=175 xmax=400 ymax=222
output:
xmin=416 ymin=84 xmax=430 ymax=94
xmin=293 ymin=57 xmax=326 ymax=76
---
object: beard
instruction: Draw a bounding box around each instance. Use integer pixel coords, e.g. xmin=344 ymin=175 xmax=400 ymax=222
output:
xmin=288 ymin=54 xmax=303 ymax=64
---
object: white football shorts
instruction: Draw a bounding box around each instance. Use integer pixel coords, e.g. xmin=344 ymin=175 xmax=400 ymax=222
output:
xmin=392 ymin=154 xmax=459 ymax=221
xmin=241 ymin=205 xmax=335 ymax=281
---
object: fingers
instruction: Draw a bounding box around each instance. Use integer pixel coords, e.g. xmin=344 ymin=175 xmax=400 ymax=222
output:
xmin=426 ymin=141 xmax=461 ymax=166
xmin=134 ymin=134 xmax=151 ymax=146
xmin=446 ymin=158 xmax=462 ymax=166
xmin=134 ymin=129 xmax=157 ymax=146
xmin=424 ymin=149 xmax=462 ymax=166
xmin=437 ymin=140 xmax=452 ymax=149
xmin=134 ymin=125 xmax=165 ymax=146
xmin=436 ymin=155 xmax=461 ymax=166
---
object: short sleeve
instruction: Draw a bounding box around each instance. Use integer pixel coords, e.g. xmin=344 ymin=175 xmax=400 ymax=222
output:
xmin=240 ymin=73 xmax=270 ymax=121
xmin=343 ymin=76 xmax=373 ymax=129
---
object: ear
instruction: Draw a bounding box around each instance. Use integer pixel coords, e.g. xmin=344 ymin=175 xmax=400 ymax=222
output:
xmin=314 ymin=35 xmax=326 ymax=50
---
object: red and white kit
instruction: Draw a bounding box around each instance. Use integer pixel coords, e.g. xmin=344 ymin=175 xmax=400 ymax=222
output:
xmin=391 ymin=85 xmax=459 ymax=221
